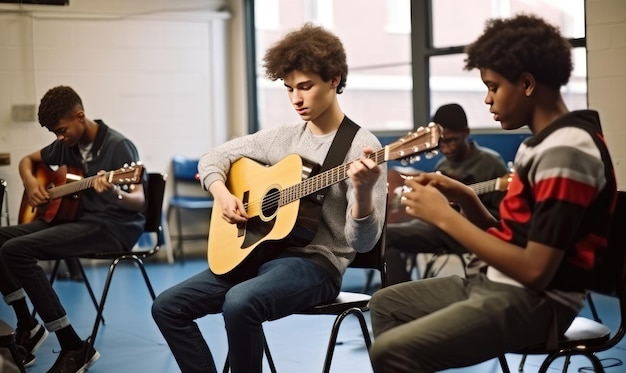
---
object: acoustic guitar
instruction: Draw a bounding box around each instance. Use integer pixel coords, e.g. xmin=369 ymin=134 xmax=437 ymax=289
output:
xmin=207 ymin=123 xmax=443 ymax=279
xmin=18 ymin=162 xmax=144 ymax=225
xmin=387 ymin=169 xmax=512 ymax=224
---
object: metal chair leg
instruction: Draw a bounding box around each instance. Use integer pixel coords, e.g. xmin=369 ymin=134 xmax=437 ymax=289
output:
xmin=84 ymin=254 xmax=156 ymax=366
xmin=33 ymin=260 xmax=104 ymax=324
xmin=222 ymin=328 xmax=276 ymax=373
xmin=498 ymin=355 xmax=511 ymax=373
xmin=322 ymin=307 xmax=370 ymax=373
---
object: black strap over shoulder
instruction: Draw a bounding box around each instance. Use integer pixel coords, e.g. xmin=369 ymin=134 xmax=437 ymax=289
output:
xmin=311 ymin=116 xmax=360 ymax=203
xmin=319 ymin=116 xmax=360 ymax=173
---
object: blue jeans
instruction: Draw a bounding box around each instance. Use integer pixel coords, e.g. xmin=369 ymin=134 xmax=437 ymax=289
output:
xmin=151 ymin=256 xmax=340 ymax=373
xmin=0 ymin=220 xmax=125 ymax=331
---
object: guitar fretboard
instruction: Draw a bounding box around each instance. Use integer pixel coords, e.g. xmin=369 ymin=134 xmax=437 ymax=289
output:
xmin=48 ymin=175 xmax=100 ymax=200
xmin=468 ymin=178 xmax=497 ymax=195
xmin=280 ymin=149 xmax=387 ymax=206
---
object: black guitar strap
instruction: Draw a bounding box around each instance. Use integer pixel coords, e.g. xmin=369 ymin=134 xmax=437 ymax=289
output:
xmin=313 ymin=115 xmax=360 ymax=203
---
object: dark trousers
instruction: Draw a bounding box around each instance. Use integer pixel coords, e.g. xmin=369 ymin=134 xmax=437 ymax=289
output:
xmin=0 ymin=220 xmax=124 ymax=331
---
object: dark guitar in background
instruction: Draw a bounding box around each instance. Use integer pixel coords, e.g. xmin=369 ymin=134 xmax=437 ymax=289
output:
xmin=386 ymin=168 xmax=512 ymax=224
xmin=18 ymin=162 xmax=144 ymax=225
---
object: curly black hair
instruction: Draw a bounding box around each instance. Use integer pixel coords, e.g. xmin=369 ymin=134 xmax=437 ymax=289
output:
xmin=38 ymin=85 xmax=83 ymax=129
xmin=464 ymin=14 xmax=572 ymax=89
xmin=263 ymin=22 xmax=348 ymax=94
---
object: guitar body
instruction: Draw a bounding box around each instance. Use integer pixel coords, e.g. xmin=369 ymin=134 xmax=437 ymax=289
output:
xmin=387 ymin=169 xmax=421 ymax=224
xmin=208 ymin=154 xmax=322 ymax=279
xmin=19 ymin=164 xmax=82 ymax=225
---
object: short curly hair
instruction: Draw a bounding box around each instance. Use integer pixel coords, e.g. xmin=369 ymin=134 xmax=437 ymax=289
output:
xmin=464 ymin=14 xmax=572 ymax=89
xmin=263 ymin=22 xmax=348 ymax=94
xmin=38 ymin=85 xmax=83 ymax=129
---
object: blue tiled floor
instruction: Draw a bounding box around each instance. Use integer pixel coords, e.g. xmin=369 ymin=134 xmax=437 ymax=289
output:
xmin=1 ymin=257 xmax=624 ymax=372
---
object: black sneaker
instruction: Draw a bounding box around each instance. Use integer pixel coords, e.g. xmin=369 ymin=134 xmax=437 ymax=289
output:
xmin=15 ymin=343 xmax=36 ymax=368
xmin=16 ymin=323 xmax=48 ymax=356
xmin=46 ymin=341 xmax=100 ymax=373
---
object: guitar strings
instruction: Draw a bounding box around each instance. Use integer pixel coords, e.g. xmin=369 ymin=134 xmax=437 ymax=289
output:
xmin=240 ymin=148 xmax=387 ymax=213
xmin=236 ymin=125 xmax=438 ymax=214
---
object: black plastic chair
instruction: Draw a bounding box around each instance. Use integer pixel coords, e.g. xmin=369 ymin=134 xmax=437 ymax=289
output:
xmin=223 ymin=223 xmax=388 ymax=373
xmin=0 ymin=179 xmax=9 ymax=226
xmin=498 ymin=190 xmax=626 ymax=373
xmin=166 ymin=155 xmax=213 ymax=261
xmin=41 ymin=173 xmax=167 ymax=364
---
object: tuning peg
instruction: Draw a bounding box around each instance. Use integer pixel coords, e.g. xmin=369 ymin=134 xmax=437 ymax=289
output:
xmin=400 ymin=159 xmax=410 ymax=166
xmin=409 ymin=155 xmax=421 ymax=163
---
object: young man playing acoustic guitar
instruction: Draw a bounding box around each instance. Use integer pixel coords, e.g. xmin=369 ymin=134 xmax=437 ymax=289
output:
xmin=152 ymin=23 xmax=387 ymax=373
xmin=0 ymin=85 xmax=146 ymax=372
xmin=369 ymin=14 xmax=617 ymax=372
xmin=385 ymin=103 xmax=509 ymax=284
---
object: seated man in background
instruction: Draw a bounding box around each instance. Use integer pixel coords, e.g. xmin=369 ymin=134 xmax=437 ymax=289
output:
xmin=385 ymin=103 xmax=509 ymax=284
xmin=0 ymin=85 xmax=146 ymax=373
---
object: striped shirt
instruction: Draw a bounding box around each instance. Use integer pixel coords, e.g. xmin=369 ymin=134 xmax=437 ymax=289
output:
xmin=487 ymin=110 xmax=617 ymax=292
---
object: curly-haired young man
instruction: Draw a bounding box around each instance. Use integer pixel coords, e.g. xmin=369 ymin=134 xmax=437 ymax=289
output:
xmin=0 ymin=85 xmax=146 ymax=372
xmin=151 ymin=23 xmax=386 ymax=373
xmin=369 ymin=14 xmax=617 ymax=372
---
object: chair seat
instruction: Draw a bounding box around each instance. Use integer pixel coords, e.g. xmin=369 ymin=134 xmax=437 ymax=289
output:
xmin=300 ymin=291 xmax=371 ymax=315
xmin=518 ymin=316 xmax=611 ymax=354
xmin=169 ymin=196 xmax=214 ymax=209
xmin=81 ymin=248 xmax=158 ymax=260
xmin=560 ymin=316 xmax=611 ymax=346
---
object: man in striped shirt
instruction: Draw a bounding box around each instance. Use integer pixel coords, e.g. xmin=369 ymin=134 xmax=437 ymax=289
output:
xmin=369 ymin=14 xmax=618 ymax=373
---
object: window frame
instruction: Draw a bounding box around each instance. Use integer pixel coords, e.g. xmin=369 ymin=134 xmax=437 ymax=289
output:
xmin=244 ymin=0 xmax=587 ymax=135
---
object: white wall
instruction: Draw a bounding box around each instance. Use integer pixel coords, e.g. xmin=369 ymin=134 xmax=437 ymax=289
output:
xmin=0 ymin=0 xmax=229 ymax=231
xmin=586 ymin=0 xmax=626 ymax=190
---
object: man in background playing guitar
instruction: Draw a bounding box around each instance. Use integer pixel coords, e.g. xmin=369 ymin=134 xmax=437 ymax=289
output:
xmin=152 ymin=23 xmax=387 ymax=373
xmin=0 ymin=86 xmax=146 ymax=372
xmin=385 ymin=103 xmax=509 ymax=284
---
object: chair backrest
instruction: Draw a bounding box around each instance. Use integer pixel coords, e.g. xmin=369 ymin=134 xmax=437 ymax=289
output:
xmin=0 ymin=179 xmax=7 ymax=227
xmin=0 ymin=179 xmax=5 ymax=219
xmin=349 ymin=222 xmax=388 ymax=288
xmin=590 ymin=190 xmax=626 ymax=296
xmin=172 ymin=155 xmax=200 ymax=183
xmin=145 ymin=173 xmax=167 ymax=242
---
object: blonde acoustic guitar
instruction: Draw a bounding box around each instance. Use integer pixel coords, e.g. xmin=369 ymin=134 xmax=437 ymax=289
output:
xmin=208 ymin=123 xmax=443 ymax=279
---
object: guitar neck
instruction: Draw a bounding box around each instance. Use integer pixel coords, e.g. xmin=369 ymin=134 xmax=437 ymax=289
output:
xmin=280 ymin=149 xmax=386 ymax=206
xmin=468 ymin=178 xmax=498 ymax=195
xmin=47 ymin=174 xmax=101 ymax=200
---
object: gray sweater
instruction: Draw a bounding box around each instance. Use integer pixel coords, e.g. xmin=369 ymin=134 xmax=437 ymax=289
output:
xmin=199 ymin=121 xmax=387 ymax=284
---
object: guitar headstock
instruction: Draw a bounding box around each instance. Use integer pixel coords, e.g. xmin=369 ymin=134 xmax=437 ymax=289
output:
xmin=385 ymin=122 xmax=442 ymax=164
xmin=109 ymin=162 xmax=144 ymax=185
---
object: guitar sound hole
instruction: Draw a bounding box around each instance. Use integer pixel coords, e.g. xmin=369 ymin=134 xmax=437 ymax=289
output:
xmin=261 ymin=188 xmax=280 ymax=219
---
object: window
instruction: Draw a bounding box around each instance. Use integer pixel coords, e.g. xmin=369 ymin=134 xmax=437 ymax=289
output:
xmin=247 ymin=0 xmax=587 ymax=132
xmin=386 ymin=0 xmax=411 ymax=34
xmin=426 ymin=0 xmax=587 ymax=129
xmin=251 ymin=0 xmax=413 ymax=133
